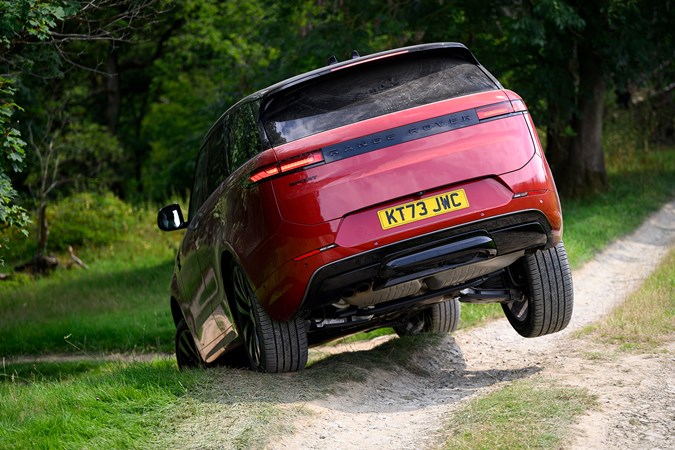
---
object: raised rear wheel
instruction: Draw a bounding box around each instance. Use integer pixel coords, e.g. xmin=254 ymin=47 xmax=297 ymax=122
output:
xmin=502 ymin=243 xmax=574 ymax=337
xmin=232 ymin=264 xmax=308 ymax=372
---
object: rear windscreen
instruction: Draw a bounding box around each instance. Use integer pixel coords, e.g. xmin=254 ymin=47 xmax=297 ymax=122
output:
xmin=260 ymin=52 xmax=498 ymax=146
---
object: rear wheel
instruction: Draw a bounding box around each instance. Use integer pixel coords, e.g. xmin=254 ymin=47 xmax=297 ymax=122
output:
xmin=175 ymin=318 xmax=203 ymax=370
xmin=394 ymin=297 xmax=460 ymax=336
xmin=502 ymin=243 xmax=573 ymax=337
xmin=232 ymin=264 xmax=308 ymax=373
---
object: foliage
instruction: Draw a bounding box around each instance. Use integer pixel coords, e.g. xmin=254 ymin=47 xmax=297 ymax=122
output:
xmin=25 ymin=118 xmax=124 ymax=197
xmin=0 ymin=196 xmax=179 ymax=355
xmin=0 ymin=0 xmax=79 ymax=234
xmin=141 ymin=0 xmax=282 ymax=199
xmin=0 ymin=0 xmax=77 ymax=50
xmin=47 ymin=191 xmax=133 ymax=250
xmin=0 ymin=78 xmax=29 ymax=238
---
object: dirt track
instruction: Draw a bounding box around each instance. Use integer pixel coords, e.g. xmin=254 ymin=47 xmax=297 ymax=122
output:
xmin=271 ymin=200 xmax=675 ymax=449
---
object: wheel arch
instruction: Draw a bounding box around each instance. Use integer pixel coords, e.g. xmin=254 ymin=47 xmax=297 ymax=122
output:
xmin=220 ymin=250 xmax=239 ymax=321
xmin=170 ymin=296 xmax=184 ymax=327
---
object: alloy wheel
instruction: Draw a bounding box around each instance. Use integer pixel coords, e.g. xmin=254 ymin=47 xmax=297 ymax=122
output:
xmin=232 ymin=265 xmax=262 ymax=369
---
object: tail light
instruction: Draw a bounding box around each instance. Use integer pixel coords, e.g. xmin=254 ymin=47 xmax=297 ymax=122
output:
xmin=250 ymin=150 xmax=324 ymax=183
xmin=476 ymin=99 xmax=528 ymax=120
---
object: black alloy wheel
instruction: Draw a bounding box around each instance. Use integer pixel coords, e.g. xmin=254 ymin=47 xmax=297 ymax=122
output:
xmin=232 ymin=264 xmax=262 ymax=369
xmin=231 ymin=264 xmax=308 ymax=373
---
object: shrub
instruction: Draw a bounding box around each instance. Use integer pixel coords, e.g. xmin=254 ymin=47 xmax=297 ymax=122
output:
xmin=0 ymin=192 xmax=136 ymax=265
xmin=47 ymin=192 xmax=134 ymax=250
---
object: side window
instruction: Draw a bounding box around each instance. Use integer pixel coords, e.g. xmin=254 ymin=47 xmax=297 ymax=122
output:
xmin=228 ymin=103 xmax=261 ymax=172
xmin=189 ymin=121 xmax=230 ymax=221
xmin=206 ymin=123 xmax=228 ymax=194
xmin=188 ymin=146 xmax=208 ymax=221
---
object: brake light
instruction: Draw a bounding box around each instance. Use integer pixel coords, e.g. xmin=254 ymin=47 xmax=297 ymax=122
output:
xmin=250 ymin=150 xmax=324 ymax=183
xmin=250 ymin=165 xmax=280 ymax=183
xmin=476 ymin=101 xmax=515 ymax=120
xmin=510 ymin=99 xmax=527 ymax=112
xmin=280 ymin=151 xmax=324 ymax=172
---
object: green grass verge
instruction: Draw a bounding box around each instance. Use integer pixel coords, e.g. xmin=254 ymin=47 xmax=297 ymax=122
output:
xmin=0 ymin=358 xmax=213 ymax=450
xmin=0 ymin=334 xmax=440 ymax=449
xmin=0 ymin=211 xmax=181 ymax=356
xmin=438 ymin=378 xmax=597 ymax=449
xmin=563 ymin=146 xmax=674 ymax=269
xmin=577 ymin=247 xmax=675 ymax=351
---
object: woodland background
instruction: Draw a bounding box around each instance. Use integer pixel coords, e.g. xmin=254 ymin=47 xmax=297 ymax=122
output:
xmin=1 ymin=0 xmax=673 ymax=263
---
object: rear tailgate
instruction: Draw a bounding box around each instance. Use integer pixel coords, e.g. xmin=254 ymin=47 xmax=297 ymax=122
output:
xmin=270 ymin=90 xmax=535 ymax=225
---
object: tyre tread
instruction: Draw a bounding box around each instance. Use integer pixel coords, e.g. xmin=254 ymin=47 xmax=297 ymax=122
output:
xmin=503 ymin=243 xmax=574 ymax=338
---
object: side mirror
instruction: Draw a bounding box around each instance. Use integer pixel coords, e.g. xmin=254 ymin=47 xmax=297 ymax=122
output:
xmin=157 ymin=204 xmax=188 ymax=231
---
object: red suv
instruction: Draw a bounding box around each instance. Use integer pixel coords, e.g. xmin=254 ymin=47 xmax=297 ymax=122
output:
xmin=158 ymin=43 xmax=573 ymax=373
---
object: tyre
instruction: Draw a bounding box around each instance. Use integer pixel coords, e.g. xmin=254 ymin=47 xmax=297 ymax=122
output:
xmin=502 ymin=243 xmax=573 ymax=337
xmin=175 ymin=318 xmax=204 ymax=370
xmin=394 ymin=297 xmax=460 ymax=336
xmin=232 ymin=264 xmax=308 ymax=373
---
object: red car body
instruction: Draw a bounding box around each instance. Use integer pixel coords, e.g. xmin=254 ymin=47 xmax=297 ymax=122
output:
xmin=158 ymin=42 xmax=572 ymax=372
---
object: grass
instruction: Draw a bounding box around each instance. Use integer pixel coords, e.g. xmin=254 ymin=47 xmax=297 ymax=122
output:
xmin=563 ymin=146 xmax=675 ymax=269
xmin=577 ymin=247 xmax=675 ymax=351
xmin=0 ymin=206 xmax=182 ymax=356
xmin=0 ymin=334 xmax=440 ymax=449
xmin=438 ymin=378 xmax=597 ymax=449
xmin=0 ymin=358 xmax=212 ymax=450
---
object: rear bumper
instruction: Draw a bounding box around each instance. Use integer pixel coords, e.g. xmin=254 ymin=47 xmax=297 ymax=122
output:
xmin=254 ymin=150 xmax=562 ymax=321
xmin=297 ymin=210 xmax=553 ymax=316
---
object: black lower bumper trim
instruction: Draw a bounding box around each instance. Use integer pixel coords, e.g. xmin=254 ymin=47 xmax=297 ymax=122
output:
xmin=299 ymin=211 xmax=553 ymax=316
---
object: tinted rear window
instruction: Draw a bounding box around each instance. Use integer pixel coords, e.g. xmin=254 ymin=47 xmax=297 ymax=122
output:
xmin=261 ymin=52 xmax=498 ymax=146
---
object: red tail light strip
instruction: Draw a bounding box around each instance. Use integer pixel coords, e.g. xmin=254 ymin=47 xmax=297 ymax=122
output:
xmin=476 ymin=101 xmax=515 ymax=120
xmin=250 ymin=150 xmax=325 ymax=183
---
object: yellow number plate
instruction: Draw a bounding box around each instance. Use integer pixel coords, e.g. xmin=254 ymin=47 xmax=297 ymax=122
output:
xmin=377 ymin=189 xmax=470 ymax=230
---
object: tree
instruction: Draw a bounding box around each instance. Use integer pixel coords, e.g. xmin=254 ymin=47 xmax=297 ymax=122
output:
xmin=0 ymin=0 xmax=78 ymax=233
xmin=141 ymin=0 xmax=283 ymax=199
xmin=1 ymin=0 xmax=161 ymax=267
xmin=445 ymin=0 xmax=674 ymax=196
xmin=25 ymin=94 xmax=122 ymax=257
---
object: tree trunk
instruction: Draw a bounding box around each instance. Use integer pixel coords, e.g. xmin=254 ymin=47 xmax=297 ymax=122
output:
xmin=36 ymin=202 xmax=49 ymax=257
xmin=558 ymin=41 xmax=608 ymax=197
xmin=106 ymin=50 xmax=121 ymax=134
